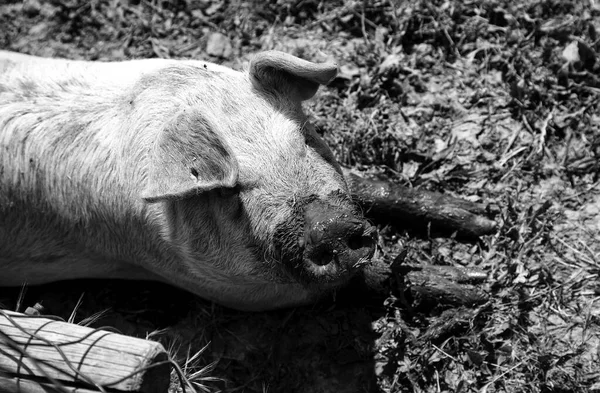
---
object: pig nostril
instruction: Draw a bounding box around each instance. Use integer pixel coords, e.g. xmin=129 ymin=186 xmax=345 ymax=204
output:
xmin=347 ymin=233 xmax=366 ymax=250
xmin=312 ymin=247 xmax=335 ymax=266
xmin=347 ymin=224 xmax=375 ymax=251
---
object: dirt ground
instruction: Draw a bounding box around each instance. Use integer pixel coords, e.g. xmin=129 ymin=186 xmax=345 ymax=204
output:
xmin=1 ymin=0 xmax=599 ymax=392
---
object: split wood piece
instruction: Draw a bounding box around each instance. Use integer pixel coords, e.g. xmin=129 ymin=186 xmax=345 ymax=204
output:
xmin=0 ymin=310 xmax=169 ymax=393
xmin=419 ymin=307 xmax=480 ymax=342
xmin=361 ymin=258 xmax=489 ymax=309
xmin=344 ymin=169 xmax=498 ymax=238
xmin=399 ymin=264 xmax=489 ymax=308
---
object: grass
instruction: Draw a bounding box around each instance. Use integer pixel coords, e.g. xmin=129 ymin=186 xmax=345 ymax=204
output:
xmin=1 ymin=0 xmax=599 ymax=392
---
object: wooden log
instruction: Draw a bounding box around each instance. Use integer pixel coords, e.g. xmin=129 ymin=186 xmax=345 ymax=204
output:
xmin=0 ymin=310 xmax=170 ymax=393
xmin=401 ymin=265 xmax=489 ymax=308
xmin=343 ymin=169 xmax=498 ymax=238
xmin=0 ymin=375 xmax=100 ymax=393
xmin=361 ymin=257 xmax=489 ymax=309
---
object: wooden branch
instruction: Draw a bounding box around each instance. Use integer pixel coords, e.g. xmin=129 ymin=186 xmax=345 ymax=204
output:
xmin=0 ymin=310 xmax=170 ymax=393
xmin=344 ymin=169 xmax=498 ymax=238
xmin=361 ymin=257 xmax=489 ymax=309
xmin=399 ymin=264 xmax=489 ymax=308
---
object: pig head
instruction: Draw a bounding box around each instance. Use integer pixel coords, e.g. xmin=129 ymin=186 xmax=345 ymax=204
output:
xmin=0 ymin=50 xmax=375 ymax=311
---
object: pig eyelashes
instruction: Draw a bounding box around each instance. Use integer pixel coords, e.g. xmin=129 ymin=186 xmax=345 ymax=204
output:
xmin=217 ymin=184 xmax=240 ymax=197
xmin=213 ymin=186 xmax=244 ymax=219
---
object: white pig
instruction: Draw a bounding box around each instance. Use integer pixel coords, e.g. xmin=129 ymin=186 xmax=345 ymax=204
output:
xmin=0 ymin=50 xmax=375 ymax=311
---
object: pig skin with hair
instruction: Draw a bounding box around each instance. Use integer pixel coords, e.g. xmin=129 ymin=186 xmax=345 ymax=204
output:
xmin=0 ymin=50 xmax=375 ymax=311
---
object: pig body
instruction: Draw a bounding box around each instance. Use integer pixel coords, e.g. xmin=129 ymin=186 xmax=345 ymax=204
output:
xmin=0 ymin=50 xmax=375 ymax=311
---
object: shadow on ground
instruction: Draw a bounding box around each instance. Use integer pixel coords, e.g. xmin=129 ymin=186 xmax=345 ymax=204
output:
xmin=0 ymin=279 xmax=385 ymax=393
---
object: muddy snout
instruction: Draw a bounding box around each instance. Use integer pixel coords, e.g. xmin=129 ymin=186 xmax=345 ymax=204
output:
xmin=301 ymin=200 xmax=376 ymax=284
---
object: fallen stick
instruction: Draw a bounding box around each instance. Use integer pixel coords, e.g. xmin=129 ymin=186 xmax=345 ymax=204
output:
xmin=344 ymin=169 xmax=498 ymax=238
xmin=361 ymin=254 xmax=489 ymax=309
xmin=0 ymin=310 xmax=170 ymax=393
xmin=399 ymin=264 xmax=489 ymax=308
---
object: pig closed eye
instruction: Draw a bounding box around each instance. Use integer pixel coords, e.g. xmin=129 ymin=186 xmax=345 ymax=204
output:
xmin=217 ymin=186 xmax=244 ymax=217
xmin=218 ymin=187 xmax=238 ymax=198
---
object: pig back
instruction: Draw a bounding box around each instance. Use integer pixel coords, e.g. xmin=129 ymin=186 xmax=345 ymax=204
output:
xmin=0 ymin=55 xmax=179 ymax=283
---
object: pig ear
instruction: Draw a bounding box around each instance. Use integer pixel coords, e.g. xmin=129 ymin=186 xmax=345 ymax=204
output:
xmin=249 ymin=51 xmax=338 ymax=101
xmin=142 ymin=111 xmax=239 ymax=203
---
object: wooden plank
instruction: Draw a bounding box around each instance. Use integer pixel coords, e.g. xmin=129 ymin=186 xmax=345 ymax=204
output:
xmin=0 ymin=375 xmax=99 ymax=393
xmin=0 ymin=310 xmax=170 ymax=393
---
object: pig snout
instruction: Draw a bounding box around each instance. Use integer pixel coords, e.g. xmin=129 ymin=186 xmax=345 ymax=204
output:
xmin=300 ymin=199 xmax=376 ymax=285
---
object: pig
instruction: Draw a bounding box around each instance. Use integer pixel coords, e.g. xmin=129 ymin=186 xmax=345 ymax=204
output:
xmin=0 ymin=50 xmax=376 ymax=311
